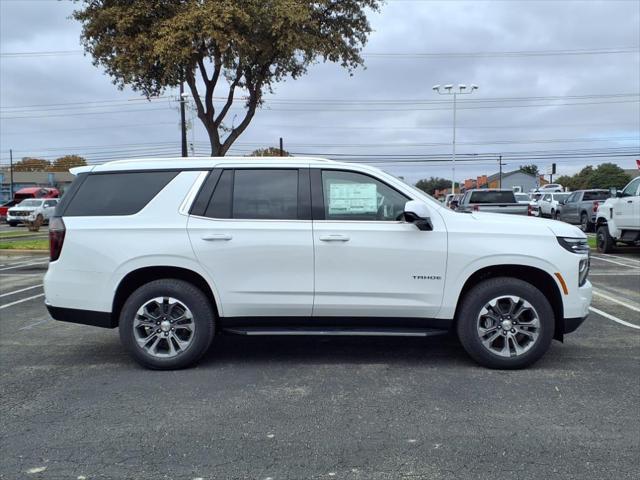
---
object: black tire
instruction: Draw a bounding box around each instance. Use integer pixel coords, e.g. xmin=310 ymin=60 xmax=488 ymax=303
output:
xmin=579 ymin=212 xmax=591 ymax=232
xmin=456 ymin=277 xmax=555 ymax=369
xmin=553 ymin=211 xmax=560 ymax=220
xmin=596 ymin=225 xmax=615 ymax=253
xmin=549 ymin=209 xmax=555 ymax=219
xmin=8 ymin=222 xmax=18 ymax=227
xmin=119 ymin=279 xmax=215 ymax=370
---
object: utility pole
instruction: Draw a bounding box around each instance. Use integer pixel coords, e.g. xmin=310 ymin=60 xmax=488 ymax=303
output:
xmin=9 ymin=149 xmax=14 ymax=198
xmin=498 ymin=155 xmax=507 ymax=188
xmin=279 ymin=137 xmax=284 ymax=157
xmin=433 ymin=84 xmax=479 ymax=194
xmin=180 ymin=82 xmax=188 ymax=157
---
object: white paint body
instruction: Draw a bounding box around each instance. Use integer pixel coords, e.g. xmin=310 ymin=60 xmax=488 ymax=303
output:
xmin=596 ymin=176 xmax=640 ymax=238
xmin=44 ymin=157 xmax=592 ymax=322
xmin=7 ymin=198 xmax=58 ymax=224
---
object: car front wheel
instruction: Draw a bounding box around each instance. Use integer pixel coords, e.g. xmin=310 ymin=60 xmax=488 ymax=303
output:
xmin=596 ymin=225 xmax=615 ymax=253
xmin=579 ymin=212 xmax=591 ymax=232
xmin=119 ymin=279 xmax=215 ymax=369
xmin=456 ymin=277 xmax=554 ymax=369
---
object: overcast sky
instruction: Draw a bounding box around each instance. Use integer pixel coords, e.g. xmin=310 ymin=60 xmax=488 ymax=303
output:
xmin=1 ymin=0 xmax=639 ymax=184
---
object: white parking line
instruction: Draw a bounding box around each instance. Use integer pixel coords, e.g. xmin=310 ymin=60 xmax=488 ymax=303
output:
xmin=595 ymin=253 xmax=640 ymax=265
xmin=589 ymin=306 xmax=640 ymax=330
xmin=0 ymin=293 xmax=45 ymax=310
xmin=589 ymin=255 xmax=637 ymax=268
xmin=592 ymin=289 xmax=640 ymax=313
xmin=0 ymin=260 xmax=48 ymax=271
xmin=18 ymin=319 xmax=50 ymax=330
xmin=0 ymin=284 xmax=43 ymax=298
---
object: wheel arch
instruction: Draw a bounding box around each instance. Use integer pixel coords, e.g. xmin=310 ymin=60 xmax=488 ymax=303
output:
xmin=112 ymin=266 xmax=220 ymax=327
xmin=453 ymin=264 xmax=565 ymax=341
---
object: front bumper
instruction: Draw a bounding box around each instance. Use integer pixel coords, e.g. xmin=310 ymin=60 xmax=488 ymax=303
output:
xmin=7 ymin=213 xmax=35 ymax=223
xmin=563 ymin=315 xmax=588 ymax=334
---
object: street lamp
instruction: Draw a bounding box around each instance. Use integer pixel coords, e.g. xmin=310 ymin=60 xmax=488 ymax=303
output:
xmin=433 ymin=84 xmax=479 ymax=194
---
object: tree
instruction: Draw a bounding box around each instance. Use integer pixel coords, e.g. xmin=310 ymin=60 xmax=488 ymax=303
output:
xmin=249 ymin=147 xmax=291 ymax=157
xmin=554 ymin=163 xmax=630 ymax=191
xmin=13 ymin=158 xmax=51 ymax=172
xmin=588 ymin=163 xmax=631 ymax=189
xmin=415 ymin=177 xmax=458 ymax=195
xmin=74 ymin=0 xmax=381 ymax=156
xmin=519 ymin=164 xmax=539 ymax=176
xmin=48 ymin=155 xmax=87 ymax=172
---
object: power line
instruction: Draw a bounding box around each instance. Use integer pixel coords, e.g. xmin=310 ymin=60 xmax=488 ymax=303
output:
xmin=2 ymin=47 xmax=638 ymax=58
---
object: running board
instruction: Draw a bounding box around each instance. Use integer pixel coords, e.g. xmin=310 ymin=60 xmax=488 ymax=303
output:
xmin=222 ymin=327 xmax=449 ymax=337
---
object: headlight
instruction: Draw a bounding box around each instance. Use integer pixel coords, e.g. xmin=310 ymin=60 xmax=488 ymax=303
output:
xmin=579 ymin=258 xmax=590 ymax=286
xmin=557 ymin=237 xmax=590 ymax=255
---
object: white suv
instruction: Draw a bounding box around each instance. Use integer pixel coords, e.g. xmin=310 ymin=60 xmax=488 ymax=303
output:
xmin=44 ymin=157 xmax=592 ymax=370
xmin=595 ymin=176 xmax=640 ymax=252
xmin=7 ymin=198 xmax=58 ymax=226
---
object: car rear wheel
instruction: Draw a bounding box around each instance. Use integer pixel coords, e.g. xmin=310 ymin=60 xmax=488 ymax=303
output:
xmin=456 ymin=277 xmax=554 ymax=369
xmin=596 ymin=225 xmax=615 ymax=253
xmin=119 ymin=279 xmax=215 ymax=370
xmin=553 ymin=211 xmax=560 ymax=220
xmin=579 ymin=212 xmax=591 ymax=232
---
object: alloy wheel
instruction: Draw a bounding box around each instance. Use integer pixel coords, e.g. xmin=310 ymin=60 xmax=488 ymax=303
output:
xmin=133 ymin=296 xmax=195 ymax=358
xmin=476 ymin=295 xmax=540 ymax=357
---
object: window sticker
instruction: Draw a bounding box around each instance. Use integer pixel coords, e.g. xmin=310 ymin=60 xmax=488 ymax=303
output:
xmin=328 ymin=183 xmax=377 ymax=215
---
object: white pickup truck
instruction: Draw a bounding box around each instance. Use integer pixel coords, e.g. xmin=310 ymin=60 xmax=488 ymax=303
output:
xmin=595 ymin=176 xmax=640 ymax=252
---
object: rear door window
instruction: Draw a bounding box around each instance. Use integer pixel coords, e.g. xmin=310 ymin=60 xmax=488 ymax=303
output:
xmin=200 ymin=169 xmax=303 ymax=220
xmin=61 ymin=171 xmax=178 ymax=216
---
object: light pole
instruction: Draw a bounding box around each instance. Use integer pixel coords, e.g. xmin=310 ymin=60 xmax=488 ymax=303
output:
xmin=433 ymin=84 xmax=478 ymax=194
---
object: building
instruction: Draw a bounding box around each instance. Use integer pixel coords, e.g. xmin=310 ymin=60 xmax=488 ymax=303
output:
xmin=461 ymin=170 xmax=547 ymax=193
xmin=0 ymin=170 xmax=75 ymax=202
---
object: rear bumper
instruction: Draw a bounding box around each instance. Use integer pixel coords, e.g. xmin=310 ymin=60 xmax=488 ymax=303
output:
xmin=46 ymin=304 xmax=116 ymax=329
xmin=563 ymin=315 xmax=588 ymax=334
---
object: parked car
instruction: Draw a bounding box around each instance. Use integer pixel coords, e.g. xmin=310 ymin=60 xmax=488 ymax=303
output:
xmin=556 ymin=189 xmax=610 ymax=231
xmin=535 ymin=184 xmax=564 ymax=193
xmin=457 ymin=189 xmax=531 ymax=215
xmin=537 ymin=192 xmax=571 ymax=218
xmin=514 ymin=193 xmax=531 ymax=204
xmin=595 ymin=176 xmax=640 ymax=252
xmin=449 ymin=193 xmax=463 ymax=210
xmin=7 ymin=198 xmax=59 ymax=226
xmin=0 ymin=187 xmax=59 ymax=222
xmin=45 ymin=157 xmax=591 ymax=370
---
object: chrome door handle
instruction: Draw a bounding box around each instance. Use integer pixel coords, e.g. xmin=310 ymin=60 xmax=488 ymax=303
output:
xmin=202 ymin=234 xmax=232 ymax=241
xmin=319 ymin=234 xmax=350 ymax=242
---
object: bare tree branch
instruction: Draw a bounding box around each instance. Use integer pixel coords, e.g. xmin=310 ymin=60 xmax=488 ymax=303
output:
xmin=214 ymin=65 xmax=243 ymax=127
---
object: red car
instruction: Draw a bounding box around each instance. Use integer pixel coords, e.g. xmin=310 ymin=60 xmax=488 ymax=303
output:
xmin=0 ymin=187 xmax=60 ymax=222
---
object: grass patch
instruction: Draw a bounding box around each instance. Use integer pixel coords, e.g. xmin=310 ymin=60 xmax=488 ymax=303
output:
xmin=0 ymin=238 xmax=49 ymax=250
xmin=0 ymin=230 xmax=47 ymax=239
xmin=587 ymin=236 xmax=597 ymax=249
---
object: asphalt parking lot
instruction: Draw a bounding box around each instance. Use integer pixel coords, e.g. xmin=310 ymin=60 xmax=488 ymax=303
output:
xmin=1 ymin=251 xmax=639 ymax=479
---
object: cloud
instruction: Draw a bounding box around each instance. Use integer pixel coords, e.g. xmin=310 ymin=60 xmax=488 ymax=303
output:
xmin=1 ymin=0 xmax=638 ymax=184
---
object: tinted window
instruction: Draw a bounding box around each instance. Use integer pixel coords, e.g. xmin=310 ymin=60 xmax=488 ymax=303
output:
xmin=63 ymin=171 xmax=177 ymax=216
xmin=322 ymin=170 xmax=408 ymax=221
xmin=232 ymin=169 xmax=298 ymax=219
xmin=583 ymin=191 xmax=609 ymax=201
xmin=203 ymin=170 xmax=233 ymax=218
xmin=468 ymin=191 xmax=516 ymax=204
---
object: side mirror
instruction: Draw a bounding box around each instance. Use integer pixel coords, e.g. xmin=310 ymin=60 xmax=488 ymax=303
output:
xmin=404 ymin=200 xmax=433 ymax=231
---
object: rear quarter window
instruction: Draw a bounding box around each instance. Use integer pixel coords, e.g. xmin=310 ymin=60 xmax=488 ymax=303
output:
xmin=61 ymin=171 xmax=178 ymax=216
xmin=583 ymin=191 xmax=609 ymax=201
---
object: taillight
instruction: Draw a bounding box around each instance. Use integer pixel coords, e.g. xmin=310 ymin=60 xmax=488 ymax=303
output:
xmin=527 ymin=204 xmax=533 ymax=216
xmin=49 ymin=217 xmax=66 ymax=261
xmin=593 ymin=201 xmax=599 ymax=213
xmin=472 ymin=205 xmax=479 ymax=211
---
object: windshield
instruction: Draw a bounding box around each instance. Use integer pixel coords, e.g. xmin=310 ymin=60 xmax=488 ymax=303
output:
xmin=18 ymin=199 xmax=43 ymax=207
xmin=469 ymin=191 xmax=516 ymax=204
